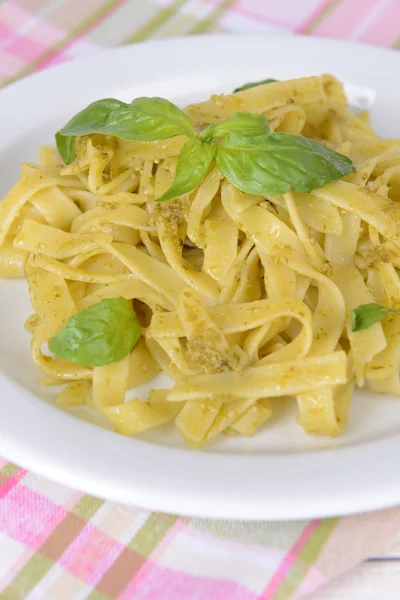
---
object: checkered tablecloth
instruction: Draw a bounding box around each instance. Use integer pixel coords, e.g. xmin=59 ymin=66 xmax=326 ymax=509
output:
xmin=1 ymin=0 xmax=399 ymax=87
xmin=1 ymin=2 xmax=400 ymax=599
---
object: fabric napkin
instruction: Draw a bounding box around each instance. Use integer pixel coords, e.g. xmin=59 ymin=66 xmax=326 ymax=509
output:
xmin=0 ymin=462 xmax=399 ymax=600
xmin=1 ymin=1 xmax=400 ymax=598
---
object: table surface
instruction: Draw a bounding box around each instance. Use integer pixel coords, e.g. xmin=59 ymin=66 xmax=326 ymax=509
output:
xmin=316 ymin=561 xmax=400 ymax=599
xmin=313 ymin=534 xmax=400 ymax=598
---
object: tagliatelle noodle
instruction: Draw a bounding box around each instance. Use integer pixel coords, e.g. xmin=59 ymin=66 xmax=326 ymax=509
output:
xmin=1 ymin=74 xmax=400 ymax=446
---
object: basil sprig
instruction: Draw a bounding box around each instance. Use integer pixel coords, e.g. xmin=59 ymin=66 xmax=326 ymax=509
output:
xmin=352 ymin=303 xmax=400 ymax=332
xmin=56 ymin=97 xmax=195 ymax=165
xmin=233 ymin=78 xmax=278 ymax=93
xmin=49 ymin=297 xmax=141 ymax=367
xmin=199 ymin=113 xmax=269 ymax=142
xmin=56 ymin=95 xmax=355 ymax=202
xmin=55 ymin=132 xmax=77 ymax=165
xmin=216 ymin=132 xmax=354 ymax=196
xmin=157 ymin=138 xmax=216 ymax=202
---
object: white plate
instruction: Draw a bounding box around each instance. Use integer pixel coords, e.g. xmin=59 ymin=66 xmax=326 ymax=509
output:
xmin=1 ymin=35 xmax=400 ymax=521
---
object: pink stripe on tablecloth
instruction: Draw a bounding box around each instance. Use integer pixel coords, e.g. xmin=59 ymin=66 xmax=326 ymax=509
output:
xmin=0 ymin=7 xmax=62 ymax=51
xmin=36 ymin=0 xmax=127 ymax=72
xmin=60 ymin=524 xmax=125 ymax=586
xmin=260 ymin=520 xmax=321 ymax=599
xmin=0 ymin=468 xmax=27 ymax=499
xmin=0 ymin=19 xmax=19 ymax=50
xmin=0 ymin=3 xmax=64 ymax=47
xmin=0 ymin=21 xmax=12 ymax=39
xmin=204 ymin=0 xmax=299 ymax=29
xmin=357 ymin=1 xmax=400 ymax=46
xmin=291 ymin=566 xmax=326 ymax=600
xmin=0 ymin=49 xmax=24 ymax=80
xmin=312 ymin=0 xmax=381 ymax=37
xmin=8 ymin=35 xmax=48 ymax=61
xmin=0 ymin=485 xmax=67 ymax=547
xmin=28 ymin=20 xmax=65 ymax=46
xmin=227 ymin=5 xmax=296 ymax=29
xmin=40 ymin=53 xmax=71 ymax=69
xmin=114 ymin=520 xmax=190 ymax=598
xmin=0 ymin=0 xmax=33 ymax=28
xmin=117 ymin=562 xmax=258 ymax=600
xmin=295 ymin=0 xmax=333 ymax=32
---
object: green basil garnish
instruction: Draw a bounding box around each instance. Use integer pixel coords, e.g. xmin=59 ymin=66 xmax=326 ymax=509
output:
xmin=198 ymin=112 xmax=269 ymax=143
xmin=49 ymin=297 xmax=141 ymax=367
xmin=56 ymin=98 xmax=127 ymax=163
xmin=352 ymin=303 xmax=400 ymax=332
xmin=55 ymin=93 xmax=355 ymax=202
xmin=59 ymin=98 xmax=127 ymax=136
xmin=55 ymin=132 xmax=76 ymax=165
xmin=56 ymin=97 xmax=195 ymax=164
xmin=216 ymin=132 xmax=354 ymax=196
xmin=156 ymin=138 xmax=216 ymax=202
xmin=104 ymin=97 xmax=195 ymax=140
xmin=234 ymin=78 xmax=278 ymax=93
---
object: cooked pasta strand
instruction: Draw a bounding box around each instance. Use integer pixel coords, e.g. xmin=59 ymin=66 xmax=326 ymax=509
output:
xmin=2 ymin=73 xmax=399 ymax=445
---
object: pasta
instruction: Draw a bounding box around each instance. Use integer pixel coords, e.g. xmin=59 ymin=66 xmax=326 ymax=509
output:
xmin=1 ymin=74 xmax=400 ymax=447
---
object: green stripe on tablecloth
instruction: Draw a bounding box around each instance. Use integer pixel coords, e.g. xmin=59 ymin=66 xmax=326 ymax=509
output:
xmin=124 ymin=0 xmax=189 ymax=43
xmin=271 ymin=519 xmax=339 ymax=600
xmin=128 ymin=513 xmax=178 ymax=556
xmin=72 ymin=494 xmax=104 ymax=519
xmin=0 ymin=495 xmax=104 ymax=599
xmin=191 ymin=518 xmax=307 ymax=547
xmin=300 ymin=0 xmax=341 ymax=34
xmin=0 ymin=462 xmax=19 ymax=483
xmin=2 ymin=0 xmax=122 ymax=86
xmin=188 ymin=0 xmax=237 ymax=34
xmin=88 ymin=513 xmax=179 ymax=599
xmin=300 ymin=519 xmax=339 ymax=562
xmin=0 ymin=555 xmax=54 ymax=600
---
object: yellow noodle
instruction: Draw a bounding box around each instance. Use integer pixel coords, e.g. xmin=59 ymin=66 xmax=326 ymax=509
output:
xmin=168 ymin=352 xmax=347 ymax=401
xmin=2 ymin=73 xmax=400 ymax=446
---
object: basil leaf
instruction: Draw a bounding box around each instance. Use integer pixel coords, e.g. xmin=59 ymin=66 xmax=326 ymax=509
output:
xmin=156 ymin=138 xmax=216 ymax=202
xmin=351 ymin=303 xmax=400 ymax=332
xmin=234 ymin=78 xmax=278 ymax=93
xmin=56 ymin=98 xmax=127 ymax=163
xmin=49 ymin=297 xmax=141 ymax=367
xmin=59 ymin=98 xmax=128 ymax=136
xmin=58 ymin=97 xmax=195 ymax=142
xmin=216 ymin=132 xmax=355 ymax=196
xmin=198 ymin=112 xmax=269 ymax=143
xmin=55 ymin=132 xmax=76 ymax=165
xmin=127 ymin=97 xmax=195 ymax=139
